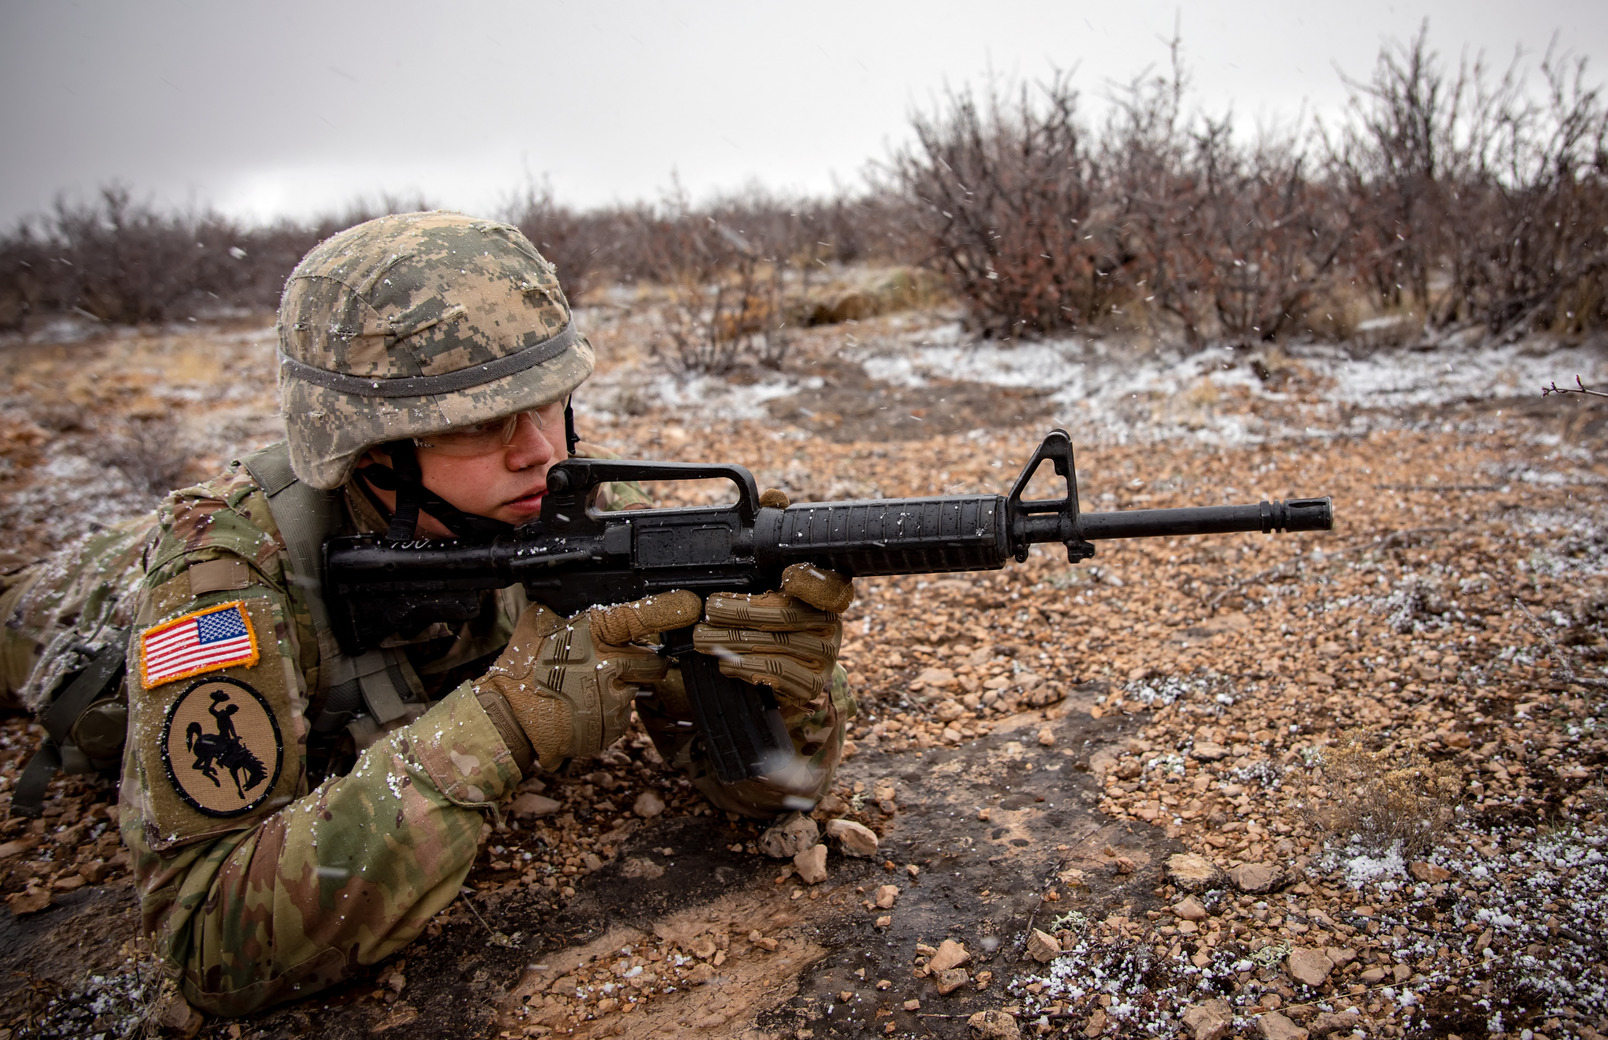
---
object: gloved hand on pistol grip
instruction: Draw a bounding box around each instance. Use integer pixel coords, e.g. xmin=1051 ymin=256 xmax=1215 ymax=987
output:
xmin=477 ymin=590 xmax=702 ymax=770
xmin=693 ymin=562 xmax=855 ymax=710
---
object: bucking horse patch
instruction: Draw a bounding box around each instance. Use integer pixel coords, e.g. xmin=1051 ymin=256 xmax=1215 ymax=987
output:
xmin=161 ymin=676 xmax=283 ymax=817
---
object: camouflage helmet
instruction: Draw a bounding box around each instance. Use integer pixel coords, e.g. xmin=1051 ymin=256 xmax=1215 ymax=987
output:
xmin=276 ymin=211 xmax=594 ymax=489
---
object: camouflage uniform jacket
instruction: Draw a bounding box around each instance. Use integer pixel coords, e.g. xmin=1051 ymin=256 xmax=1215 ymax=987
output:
xmin=117 ymin=442 xmax=642 ymax=1015
xmin=113 ymin=442 xmax=854 ymax=1016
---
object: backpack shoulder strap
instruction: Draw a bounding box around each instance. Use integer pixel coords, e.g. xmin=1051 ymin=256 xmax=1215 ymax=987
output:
xmin=237 ymin=442 xmax=423 ymax=738
xmin=239 ymin=442 xmax=340 ymax=635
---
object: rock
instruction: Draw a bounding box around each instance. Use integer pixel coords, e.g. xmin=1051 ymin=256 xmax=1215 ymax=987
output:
xmin=1181 ymin=998 xmax=1234 ymax=1040
xmin=1325 ymin=947 xmax=1357 ymax=969
xmin=1025 ymin=928 xmax=1061 ymax=962
xmin=1258 ymin=1011 xmax=1309 ymax=1040
xmin=760 ymin=812 xmax=820 ymax=859
xmin=794 ymin=843 xmax=829 ymax=884
xmin=0 ymin=837 xmax=39 ymax=862
xmin=875 ymin=915 xmax=893 ymax=927
xmin=873 ymin=778 xmax=898 ymax=813
xmin=5 ymin=885 xmax=50 ymax=916
xmin=1167 ymin=853 xmax=1221 ymax=892
xmin=1408 ymin=861 xmax=1451 ymax=883
xmin=917 ymin=667 xmax=957 ymax=689
xmin=508 ymin=793 xmax=562 ymax=818
xmin=935 ymin=699 xmax=966 ymax=722
xmin=1172 ymin=896 xmax=1209 ymax=922
xmin=967 ymin=1009 xmax=1022 ymax=1039
xmin=875 ymin=885 xmax=900 ymax=909
xmin=1228 ymin=862 xmax=1282 ymax=893
xmin=1088 ymin=749 xmax=1118 ymax=777
xmin=1286 ymin=947 xmax=1334 ymax=987
xmin=633 ymin=790 xmax=665 ymax=818
xmin=825 ymin=818 xmax=879 ymax=857
xmin=934 ymin=967 xmax=970 ymax=994
xmin=1081 ymin=1008 xmax=1108 ymax=1036
xmin=1309 ymin=1011 xmax=1362 ymax=1037
xmin=1191 ymin=741 xmax=1229 ymax=761
xmin=1036 ymin=727 xmax=1056 ymax=747
xmin=928 ymin=939 xmax=970 ymax=973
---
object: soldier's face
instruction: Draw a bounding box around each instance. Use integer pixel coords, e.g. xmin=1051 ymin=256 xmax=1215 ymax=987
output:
xmin=362 ymin=410 xmax=571 ymax=536
xmin=414 ymin=409 xmax=570 ymax=534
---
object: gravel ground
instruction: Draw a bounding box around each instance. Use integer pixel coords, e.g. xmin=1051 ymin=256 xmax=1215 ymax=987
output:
xmin=1 ymin=299 xmax=1606 ymax=1039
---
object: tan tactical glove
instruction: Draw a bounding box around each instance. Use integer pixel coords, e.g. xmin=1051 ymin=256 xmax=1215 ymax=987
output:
xmin=693 ymin=560 xmax=855 ymax=709
xmin=477 ymin=591 xmax=702 ymax=770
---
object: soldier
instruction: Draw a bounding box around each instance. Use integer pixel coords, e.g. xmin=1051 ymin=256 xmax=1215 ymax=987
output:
xmin=2 ymin=212 xmax=855 ymax=1015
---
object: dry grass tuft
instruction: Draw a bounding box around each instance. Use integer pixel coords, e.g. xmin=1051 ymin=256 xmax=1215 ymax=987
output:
xmin=1317 ymin=731 xmax=1464 ymax=855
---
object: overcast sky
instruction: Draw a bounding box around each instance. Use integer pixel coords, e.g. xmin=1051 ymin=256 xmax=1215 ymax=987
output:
xmin=2 ymin=0 xmax=1605 ymax=228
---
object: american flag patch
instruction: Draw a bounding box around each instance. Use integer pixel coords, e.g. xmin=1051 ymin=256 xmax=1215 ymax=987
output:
xmin=139 ymin=601 xmax=260 ymax=689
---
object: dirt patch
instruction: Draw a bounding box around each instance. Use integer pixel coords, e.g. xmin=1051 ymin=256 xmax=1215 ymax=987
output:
xmin=766 ymin=360 xmax=1055 ymax=442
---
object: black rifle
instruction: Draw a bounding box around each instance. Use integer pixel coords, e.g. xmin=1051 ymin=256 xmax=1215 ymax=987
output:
xmin=324 ymin=430 xmax=1332 ymax=785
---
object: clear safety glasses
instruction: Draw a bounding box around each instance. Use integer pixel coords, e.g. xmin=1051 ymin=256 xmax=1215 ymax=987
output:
xmin=412 ymin=399 xmax=566 ymax=456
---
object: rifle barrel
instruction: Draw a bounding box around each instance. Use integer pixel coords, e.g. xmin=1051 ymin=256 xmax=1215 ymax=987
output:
xmin=1076 ymin=498 xmax=1332 ymax=540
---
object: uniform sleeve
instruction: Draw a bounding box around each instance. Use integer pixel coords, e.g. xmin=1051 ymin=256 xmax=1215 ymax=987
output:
xmin=118 ymin=484 xmax=523 ymax=1016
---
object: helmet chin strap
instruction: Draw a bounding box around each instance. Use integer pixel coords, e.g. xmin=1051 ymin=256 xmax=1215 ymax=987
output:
xmin=362 ymin=441 xmax=515 ymax=541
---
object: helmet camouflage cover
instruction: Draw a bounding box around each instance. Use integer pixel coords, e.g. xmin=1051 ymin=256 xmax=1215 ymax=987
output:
xmin=277 ymin=211 xmax=594 ymax=489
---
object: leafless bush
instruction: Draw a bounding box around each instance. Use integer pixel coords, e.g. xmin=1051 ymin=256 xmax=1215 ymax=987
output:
xmin=92 ymin=417 xmax=202 ymax=498
xmin=889 ymin=72 xmax=1119 ymax=339
xmin=1330 ymin=25 xmax=1608 ymax=340
xmin=1107 ymin=51 xmax=1355 ymax=347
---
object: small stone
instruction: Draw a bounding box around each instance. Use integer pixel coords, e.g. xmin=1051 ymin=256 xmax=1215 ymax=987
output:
xmin=875 ymin=915 xmax=893 ymax=928
xmin=633 ymin=790 xmax=665 ymax=818
xmin=906 ymin=863 xmax=921 ymax=879
xmin=508 ymin=793 xmax=562 ymax=818
xmin=760 ymin=812 xmax=821 ymax=859
xmin=1088 ymin=749 xmax=1118 ymax=776
xmin=1082 ymin=1008 xmax=1108 ymax=1037
xmin=1309 ymin=1011 xmax=1362 ymax=1037
xmin=6 ymin=885 xmax=50 ymax=916
xmin=875 ymin=884 xmax=900 ymax=909
xmin=1286 ymin=947 xmax=1334 ymax=987
xmin=1181 ymin=998 xmax=1234 ymax=1040
xmin=1191 ymin=741 xmax=1230 ymax=761
xmin=1167 ymin=853 xmax=1221 ymax=892
xmin=903 ymin=999 xmax=922 ymax=1012
xmin=825 ymin=818 xmax=880 ymax=857
xmin=794 ymin=843 xmax=829 ymax=884
xmin=1228 ymin=862 xmax=1282 ymax=894
xmin=1172 ymin=896 xmax=1209 ymax=922
xmin=967 ymin=1008 xmax=1022 ymax=1040
xmin=917 ymin=667 xmax=958 ymax=689
xmin=1025 ymin=929 xmax=1061 ymax=963
xmin=936 ymin=699 xmax=966 ymax=721
xmin=1258 ymin=1010 xmax=1309 ymax=1040
xmin=935 ymin=968 xmax=970 ymax=995
xmin=1408 ymin=861 xmax=1451 ymax=883
xmin=928 ymin=939 xmax=970 ymax=973
xmin=1036 ymin=727 xmax=1056 ymax=747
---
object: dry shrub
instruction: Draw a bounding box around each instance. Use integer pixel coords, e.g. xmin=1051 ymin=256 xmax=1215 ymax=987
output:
xmin=92 ymin=418 xmax=202 ymax=498
xmin=890 ymin=71 xmax=1118 ymax=339
xmin=1317 ymin=731 xmax=1464 ymax=854
xmin=1327 ymin=24 xmax=1608 ymax=341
